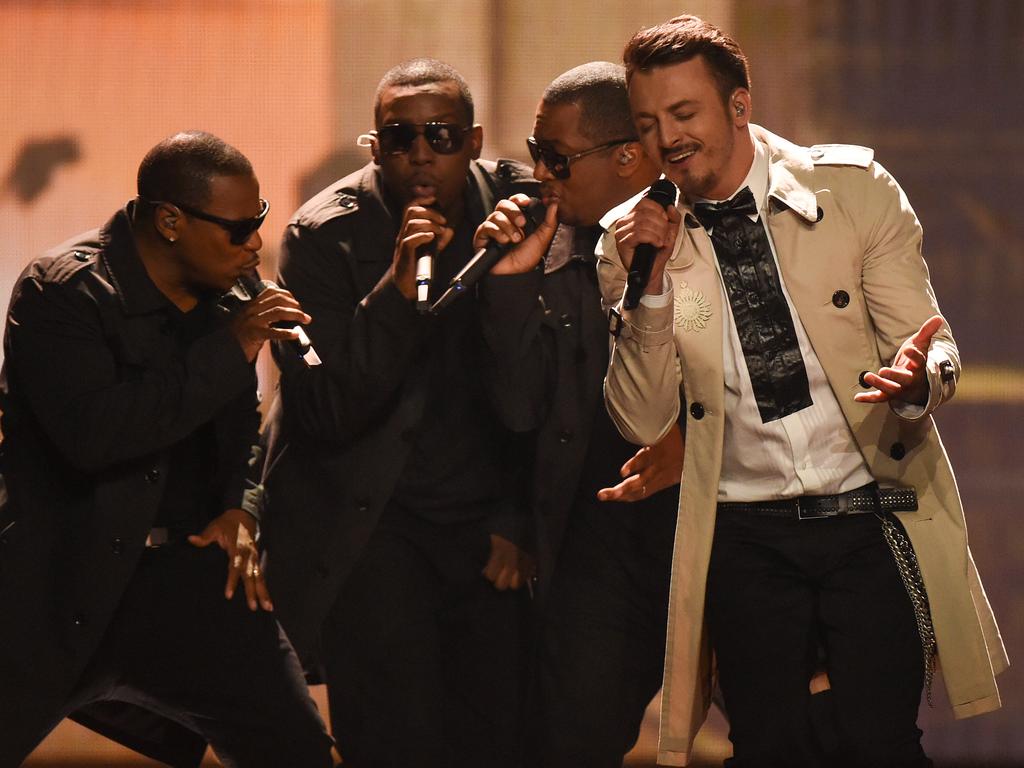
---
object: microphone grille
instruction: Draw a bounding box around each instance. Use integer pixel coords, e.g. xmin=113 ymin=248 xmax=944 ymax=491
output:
xmin=646 ymin=178 xmax=678 ymax=208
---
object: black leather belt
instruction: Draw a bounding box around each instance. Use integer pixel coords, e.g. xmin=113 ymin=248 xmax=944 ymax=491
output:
xmin=717 ymin=483 xmax=918 ymax=520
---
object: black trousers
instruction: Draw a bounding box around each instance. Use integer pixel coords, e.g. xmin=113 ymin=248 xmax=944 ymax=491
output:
xmin=706 ymin=511 xmax=931 ymax=768
xmin=531 ymin=494 xmax=677 ymax=768
xmin=322 ymin=505 xmax=530 ymax=768
xmin=59 ymin=543 xmax=333 ymax=768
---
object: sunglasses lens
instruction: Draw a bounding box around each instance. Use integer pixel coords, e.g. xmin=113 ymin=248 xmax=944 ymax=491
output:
xmin=527 ymin=139 xmax=570 ymax=179
xmin=423 ymin=123 xmax=464 ymax=154
xmin=377 ymin=124 xmax=418 ymax=154
xmin=229 ymin=201 xmax=268 ymax=245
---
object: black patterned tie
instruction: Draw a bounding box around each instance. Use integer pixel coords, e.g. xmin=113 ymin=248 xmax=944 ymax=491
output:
xmin=694 ymin=187 xmax=812 ymax=423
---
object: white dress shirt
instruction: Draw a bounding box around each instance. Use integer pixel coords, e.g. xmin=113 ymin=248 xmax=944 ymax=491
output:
xmin=647 ymin=138 xmax=876 ymax=501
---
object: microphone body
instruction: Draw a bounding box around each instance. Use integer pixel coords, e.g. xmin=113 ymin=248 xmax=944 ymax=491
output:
xmin=622 ymin=179 xmax=678 ymax=310
xmin=235 ymin=273 xmax=322 ymax=367
xmin=430 ymin=197 xmax=547 ymax=314
xmin=415 ymin=240 xmax=435 ymax=313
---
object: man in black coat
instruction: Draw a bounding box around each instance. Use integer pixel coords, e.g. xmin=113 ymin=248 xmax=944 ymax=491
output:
xmin=261 ymin=59 xmax=537 ymax=768
xmin=473 ymin=63 xmax=683 ymax=767
xmin=0 ymin=131 xmax=333 ymax=767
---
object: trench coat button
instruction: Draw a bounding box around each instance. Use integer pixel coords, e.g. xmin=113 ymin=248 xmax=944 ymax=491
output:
xmin=145 ymin=468 xmax=160 ymax=483
xmin=559 ymin=313 xmax=573 ymax=328
xmin=815 ymin=206 xmax=824 ymax=223
xmin=690 ymin=402 xmax=705 ymax=420
xmin=72 ymin=613 xmax=88 ymax=627
xmin=858 ymin=370 xmax=872 ymax=388
xmin=832 ymin=290 xmax=850 ymax=308
xmin=809 ymin=148 xmax=824 ymax=160
xmin=558 ymin=429 xmax=573 ymax=444
xmin=890 ymin=442 xmax=907 ymax=460
xmin=110 ymin=537 xmax=124 ymax=555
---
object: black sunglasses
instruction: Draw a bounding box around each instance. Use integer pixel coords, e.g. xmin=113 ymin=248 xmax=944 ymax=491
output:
xmin=148 ymin=198 xmax=270 ymax=245
xmin=374 ymin=122 xmax=473 ymax=156
xmin=526 ymin=136 xmax=635 ymax=180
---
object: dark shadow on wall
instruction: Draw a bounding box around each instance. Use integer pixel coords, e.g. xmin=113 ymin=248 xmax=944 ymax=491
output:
xmin=3 ymin=136 xmax=81 ymax=205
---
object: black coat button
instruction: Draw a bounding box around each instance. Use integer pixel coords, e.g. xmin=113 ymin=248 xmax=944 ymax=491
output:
xmin=832 ymin=290 xmax=850 ymax=308
xmin=315 ymin=564 xmax=329 ymax=579
xmin=690 ymin=402 xmax=705 ymax=420
xmin=72 ymin=613 xmax=87 ymax=627
xmin=559 ymin=313 xmax=573 ymax=328
xmin=110 ymin=537 xmax=124 ymax=555
xmin=356 ymin=502 xmax=370 ymax=514
xmin=858 ymin=370 xmax=872 ymax=388
xmin=558 ymin=429 xmax=573 ymax=444
xmin=890 ymin=442 xmax=907 ymax=460
xmin=145 ymin=468 xmax=160 ymax=483
xmin=400 ymin=428 xmax=415 ymax=443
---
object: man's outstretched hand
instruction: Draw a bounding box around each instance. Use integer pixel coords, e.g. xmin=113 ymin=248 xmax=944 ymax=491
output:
xmin=855 ymin=315 xmax=944 ymax=406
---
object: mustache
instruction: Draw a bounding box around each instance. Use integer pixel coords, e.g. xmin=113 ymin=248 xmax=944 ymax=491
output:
xmin=660 ymin=143 xmax=700 ymax=161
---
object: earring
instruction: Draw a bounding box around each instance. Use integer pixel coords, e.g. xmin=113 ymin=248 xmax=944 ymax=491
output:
xmin=619 ymin=152 xmax=632 ymax=165
xmin=735 ymin=104 xmax=745 ymax=116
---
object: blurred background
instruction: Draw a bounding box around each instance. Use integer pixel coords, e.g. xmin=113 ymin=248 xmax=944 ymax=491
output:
xmin=2 ymin=0 xmax=1020 ymax=765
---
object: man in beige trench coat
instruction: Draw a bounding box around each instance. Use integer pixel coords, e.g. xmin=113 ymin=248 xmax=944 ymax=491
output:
xmin=598 ymin=14 xmax=1008 ymax=768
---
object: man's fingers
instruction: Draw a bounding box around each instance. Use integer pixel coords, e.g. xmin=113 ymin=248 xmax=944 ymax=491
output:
xmin=621 ymin=446 xmax=650 ymax=478
xmin=242 ymin=561 xmax=259 ymax=611
xmin=225 ymin=549 xmax=243 ymax=599
xmin=909 ymin=314 xmax=944 ymax=350
xmin=187 ymin=533 xmax=213 ymax=548
xmin=877 ymin=366 xmax=915 ymax=385
xmin=254 ymin=569 xmax=274 ymax=612
xmin=854 ymin=389 xmax=890 ymax=403
xmin=597 ymin=474 xmax=644 ymax=503
xmin=401 ymin=230 xmax=437 ymax=253
xmin=860 ymin=371 xmax=903 ymax=394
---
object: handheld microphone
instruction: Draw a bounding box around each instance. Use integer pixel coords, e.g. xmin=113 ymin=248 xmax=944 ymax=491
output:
xmin=430 ymin=197 xmax=547 ymax=314
xmin=622 ymin=179 xmax=678 ymax=310
xmin=415 ymin=239 xmax=435 ymax=313
xmin=235 ymin=273 xmax=322 ymax=367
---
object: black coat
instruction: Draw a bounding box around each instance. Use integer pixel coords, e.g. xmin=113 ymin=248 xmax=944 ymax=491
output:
xmin=0 ymin=206 xmax=259 ymax=766
xmin=261 ymin=159 xmax=538 ymax=660
xmin=478 ymin=226 xmax=683 ymax=598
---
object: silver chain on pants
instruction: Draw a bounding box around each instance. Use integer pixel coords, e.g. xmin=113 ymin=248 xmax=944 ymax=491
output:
xmin=877 ymin=512 xmax=937 ymax=705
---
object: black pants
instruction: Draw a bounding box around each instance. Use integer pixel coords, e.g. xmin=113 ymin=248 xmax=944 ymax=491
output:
xmin=322 ymin=505 xmax=530 ymax=768
xmin=62 ymin=543 xmax=333 ymax=768
xmin=531 ymin=494 xmax=677 ymax=768
xmin=706 ymin=511 xmax=931 ymax=768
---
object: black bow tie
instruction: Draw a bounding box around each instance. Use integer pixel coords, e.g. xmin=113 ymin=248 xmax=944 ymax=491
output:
xmin=693 ymin=186 xmax=758 ymax=229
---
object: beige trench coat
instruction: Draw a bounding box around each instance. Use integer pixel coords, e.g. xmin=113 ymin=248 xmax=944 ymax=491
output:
xmin=597 ymin=126 xmax=1008 ymax=766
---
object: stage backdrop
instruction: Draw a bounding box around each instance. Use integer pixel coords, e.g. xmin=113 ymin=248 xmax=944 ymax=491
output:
xmin=2 ymin=1 xmax=1020 ymax=766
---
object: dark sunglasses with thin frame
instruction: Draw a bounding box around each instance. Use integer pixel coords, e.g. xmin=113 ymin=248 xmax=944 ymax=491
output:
xmin=374 ymin=122 xmax=473 ymax=156
xmin=144 ymin=198 xmax=270 ymax=245
xmin=526 ymin=136 xmax=635 ymax=180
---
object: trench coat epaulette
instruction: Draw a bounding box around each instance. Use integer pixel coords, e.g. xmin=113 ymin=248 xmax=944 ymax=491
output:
xmin=807 ymin=143 xmax=875 ymax=168
xmin=493 ymin=157 xmax=536 ymax=186
xmin=42 ymin=246 xmax=101 ymax=285
xmin=293 ymin=187 xmax=361 ymax=230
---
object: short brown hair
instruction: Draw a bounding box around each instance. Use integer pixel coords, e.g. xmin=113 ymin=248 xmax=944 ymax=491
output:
xmin=623 ymin=15 xmax=751 ymax=104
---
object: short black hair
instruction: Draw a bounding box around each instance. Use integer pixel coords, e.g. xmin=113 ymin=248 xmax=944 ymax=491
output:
xmin=623 ymin=15 xmax=751 ymax=104
xmin=373 ymin=58 xmax=474 ymax=127
xmin=137 ymin=131 xmax=252 ymax=210
xmin=542 ymin=61 xmax=637 ymax=144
